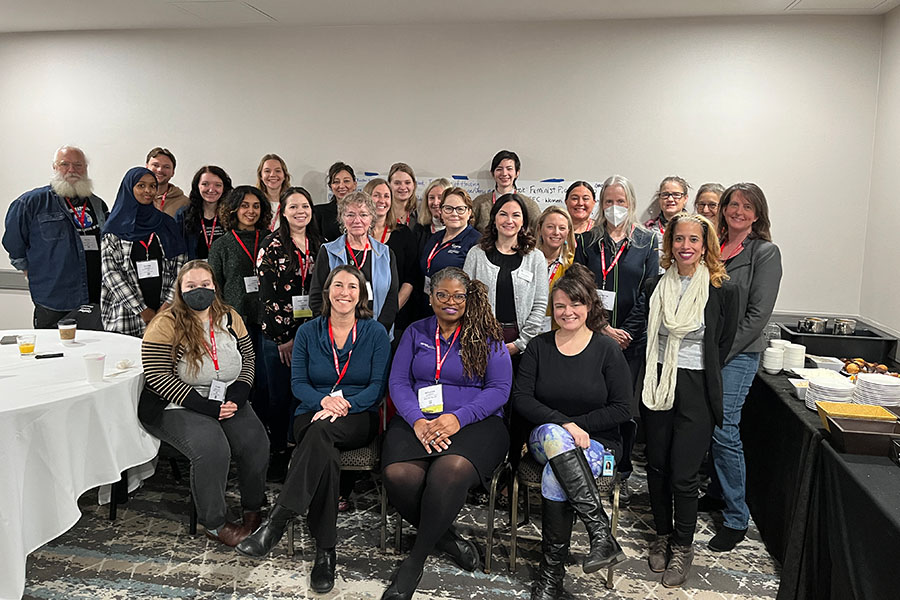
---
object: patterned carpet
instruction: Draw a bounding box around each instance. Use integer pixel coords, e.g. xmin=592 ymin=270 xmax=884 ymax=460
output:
xmin=24 ymin=456 xmax=780 ymax=600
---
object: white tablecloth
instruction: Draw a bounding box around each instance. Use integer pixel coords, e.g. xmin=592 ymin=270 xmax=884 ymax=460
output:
xmin=0 ymin=329 xmax=160 ymax=600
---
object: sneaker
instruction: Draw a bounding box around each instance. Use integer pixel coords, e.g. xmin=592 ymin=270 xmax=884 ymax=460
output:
xmin=661 ymin=543 xmax=693 ymax=588
xmin=648 ymin=534 xmax=669 ymax=573
xmin=696 ymin=494 xmax=726 ymax=512
xmin=708 ymin=526 xmax=747 ymax=552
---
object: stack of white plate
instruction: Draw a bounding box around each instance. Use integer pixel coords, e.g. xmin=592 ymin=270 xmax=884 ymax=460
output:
xmin=852 ymin=373 xmax=900 ymax=407
xmin=762 ymin=348 xmax=784 ymax=374
xmin=805 ymin=377 xmax=854 ymax=411
xmin=770 ymin=339 xmax=790 ymax=351
xmin=783 ymin=343 xmax=807 ymax=371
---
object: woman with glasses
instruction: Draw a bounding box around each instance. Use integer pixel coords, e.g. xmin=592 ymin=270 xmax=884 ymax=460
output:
xmin=693 ymin=183 xmax=724 ymax=231
xmin=308 ymin=190 xmax=399 ymax=335
xmin=645 ymin=177 xmax=691 ymax=262
xmin=420 ymin=187 xmax=480 ymax=296
xmin=380 ymin=267 xmax=512 ymax=600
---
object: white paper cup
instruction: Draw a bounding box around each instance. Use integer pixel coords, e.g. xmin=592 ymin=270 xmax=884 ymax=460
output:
xmin=84 ymin=353 xmax=106 ymax=382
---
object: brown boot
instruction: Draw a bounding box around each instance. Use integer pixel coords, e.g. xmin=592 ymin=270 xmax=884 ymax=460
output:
xmin=661 ymin=543 xmax=693 ymax=588
xmin=205 ymin=521 xmax=250 ymax=547
xmin=242 ymin=510 xmax=262 ymax=536
xmin=648 ymin=534 xmax=669 ymax=573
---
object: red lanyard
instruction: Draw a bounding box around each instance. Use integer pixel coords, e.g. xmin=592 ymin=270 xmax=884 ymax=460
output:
xmin=380 ymin=225 xmax=389 ymax=244
xmin=159 ymin=189 xmax=168 ymax=210
xmin=720 ymin=240 xmax=743 ymax=261
xmin=434 ymin=323 xmax=461 ymax=383
xmin=548 ymin=260 xmax=562 ymax=286
xmin=205 ymin=317 xmax=220 ymax=373
xmin=328 ymin=319 xmax=357 ymax=392
xmin=584 ymin=218 xmax=594 ymax=231
xmin=345 ymin=238 xmax=370 ymax=270
xmin=295 ymin=236 xmax=310 ymax=287
xmin=600 ymin=238 xmax=628 ymax=285
xmin=65 ymin=197 xmax=88 ymax=228
xmin=232 ymin=230 xmax=259 ymax=262
xmin=270 ymin=204 xmax=280 ymax=231
xmin=138 ymin=233 xmax=156 ymax=260
xmin=426 ymin=238 xmax=455 ymax=271
xmin=201 ymin=217 xmax=217 ymax=249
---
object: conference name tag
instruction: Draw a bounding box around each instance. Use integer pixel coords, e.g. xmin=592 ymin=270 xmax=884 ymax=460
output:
xmin=331 ymin=389 xmax=345 ymax=399
xmin=136 ymin=260 xmax=159 ymax=279
xmin=597 ymin=289 xmax=616 ymax=311
xmin=423 ymin=276 xmax=431 ymax=295
xmin=208 ymin=379 xmax=227 ymax=402
xmin=243 ymin=276 xmax=259 ymax=293
xmin=366 ymin=281 xmax=374 ymax=300
xmin=417 ymin=384 xmax=444 ymax=414
xmin=292 ymin=295 xmax=312 ymax=319
xmin=80 ymin=235 xmax=99 ymax=251
xmin=541 ymin=315 xmax=553 ymax=333
xmin=517 ymin=269 xmax=534 ymax=283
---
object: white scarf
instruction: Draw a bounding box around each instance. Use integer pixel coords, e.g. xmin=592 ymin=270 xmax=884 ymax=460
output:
xmin=642 ymin=263 xmax=710 ymax=411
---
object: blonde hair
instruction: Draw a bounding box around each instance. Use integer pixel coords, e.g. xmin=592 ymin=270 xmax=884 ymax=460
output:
xmin=536 ymin=205 xmax=576 ymax=265
xmin=418 ymin=177 xmax=452 ymax=226
xmin=388 ymin=162 xmax=418 ymax=216
xmin=363 ymin=178 xmax=398 ymax=233
xmin=660 ymin=213 xmax=728 ymax=288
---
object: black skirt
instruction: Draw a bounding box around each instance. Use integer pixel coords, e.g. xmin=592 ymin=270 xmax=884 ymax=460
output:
xmin=382 ymin=415 xmax=509 ymax=490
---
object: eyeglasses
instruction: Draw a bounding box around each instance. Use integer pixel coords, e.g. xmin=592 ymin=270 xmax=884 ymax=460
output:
xmin=696 ymin=202 xmax=719 ymax=210
xmin=56 ymin=161 xmax=85 ymax=170
xmin=343 ymin=212 xmax=371 ymax=221
xmin=660 ymin=192 xmax=686 ymax=200
xmin=433 ymin=291 xmax=467 ymax=303
xmin=441 ymin=205 xmax=469 ymax=215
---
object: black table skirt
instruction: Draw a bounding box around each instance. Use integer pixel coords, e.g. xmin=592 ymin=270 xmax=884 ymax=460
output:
xmin=742 ymin=372 xmax=900 ymax=600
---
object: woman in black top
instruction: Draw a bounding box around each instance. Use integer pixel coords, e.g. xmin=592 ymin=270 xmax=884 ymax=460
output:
xmin=513 ymin=264 xmax=630 ymax=600
xmin=314 ymin=162 xmax=357 ymax=243
xmin=177 ymin=166 xmax=233 ymax=260
xmin=257 ymin=186 xmax=322 ymax=466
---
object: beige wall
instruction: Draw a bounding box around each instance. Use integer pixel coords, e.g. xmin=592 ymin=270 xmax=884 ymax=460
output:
xmin=0 ymin=15 xmax=887 ymax=321
xmin=862 ymin=6 xmax=900 ymax=349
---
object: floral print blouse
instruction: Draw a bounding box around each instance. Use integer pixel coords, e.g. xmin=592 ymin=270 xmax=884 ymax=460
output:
xmin=257 ymin=232 xmax=318 ymax=345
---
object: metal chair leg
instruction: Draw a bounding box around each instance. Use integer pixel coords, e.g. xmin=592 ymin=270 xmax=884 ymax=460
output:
xmin=605 ymin=478 xmax=621 ymax=590
xmin=394 ymin=512 xmax=403 ymax=553
xmin=484 ymin=462 xmax=505 ymax=574
xmin=188 ymin=494 xmax=197 ymax=535
xmin=287 ymin=518 xmax=295 ymax=557
xmin=509 ymin=473 xmax=520 ymax=572
xmin=378 ymin=475 xmax=387 ymax=553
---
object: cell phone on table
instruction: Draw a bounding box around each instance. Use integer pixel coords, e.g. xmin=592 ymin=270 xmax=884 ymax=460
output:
xmin=1 ymin=335 xmax=17 ymax=345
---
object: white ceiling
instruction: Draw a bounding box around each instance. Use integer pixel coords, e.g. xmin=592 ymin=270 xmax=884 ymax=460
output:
xmin=0 ymin=0 xmax=897 ymax=33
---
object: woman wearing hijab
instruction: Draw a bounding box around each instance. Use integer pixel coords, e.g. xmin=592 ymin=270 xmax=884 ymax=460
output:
xmin=101 ymin=167 xmax=187 ymax=336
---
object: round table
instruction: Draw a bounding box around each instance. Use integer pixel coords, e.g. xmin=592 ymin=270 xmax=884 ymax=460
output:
xmin=0 ymin=329 xmax=160 ymax=600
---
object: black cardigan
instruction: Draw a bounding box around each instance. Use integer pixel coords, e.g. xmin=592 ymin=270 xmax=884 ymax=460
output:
xmin=644 ymin=277 xmax=739 ymax=427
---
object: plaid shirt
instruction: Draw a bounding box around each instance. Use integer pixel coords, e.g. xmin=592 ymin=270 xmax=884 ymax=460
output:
xmin=100 ymin=233 xmax=185 ymax=336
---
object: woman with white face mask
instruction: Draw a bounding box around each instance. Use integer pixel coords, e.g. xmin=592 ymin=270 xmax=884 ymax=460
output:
xmin=577 ymin=174 xmax=659 ymax=499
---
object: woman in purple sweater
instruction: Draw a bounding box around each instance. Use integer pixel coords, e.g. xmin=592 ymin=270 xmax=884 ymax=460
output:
xmin=380 ymin=267 xmax=512 ymax=600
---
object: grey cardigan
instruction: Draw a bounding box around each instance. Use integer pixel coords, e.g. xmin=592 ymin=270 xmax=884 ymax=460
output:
xmin=723 ymin=238 xmax=782 ymax=362
xmin=463 ymin=245 xmax=548 ymax=353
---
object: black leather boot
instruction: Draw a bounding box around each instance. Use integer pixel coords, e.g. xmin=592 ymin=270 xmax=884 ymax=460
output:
xmin=531 ymin=498 xmax=574 ymax=600
xmin=435 ymin=525 xmax=480 ymax=571
xmin=548 ymin=449 xmax=625 ymax=574
xmin=310 ymin=547 xmax=336 ymax=593
xmin=235 ymin=503 xmax=296 ymax=558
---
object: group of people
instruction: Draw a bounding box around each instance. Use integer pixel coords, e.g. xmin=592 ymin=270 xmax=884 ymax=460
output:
xmin=3 ymin=145 xmax=782 ymax=598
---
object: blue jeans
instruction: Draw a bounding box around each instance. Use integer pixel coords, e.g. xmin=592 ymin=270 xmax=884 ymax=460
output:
xmin=528 ymin=424 xmax=605 ymax=502
xmin=709 ymin=352 xmax=760 ymax=530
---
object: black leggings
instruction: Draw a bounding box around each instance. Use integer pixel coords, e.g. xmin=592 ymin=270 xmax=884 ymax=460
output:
xmin=640 ymin=367 xmax=714 ymax=546
xmin=383 ymin=455 xmax=480 ymax=587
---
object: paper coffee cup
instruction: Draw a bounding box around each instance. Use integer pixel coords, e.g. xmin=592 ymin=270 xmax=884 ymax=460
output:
xmin=58 ymin=319 xmax=77 ymax=343
xmin=84 ymin=353 xmax=106 ymax=382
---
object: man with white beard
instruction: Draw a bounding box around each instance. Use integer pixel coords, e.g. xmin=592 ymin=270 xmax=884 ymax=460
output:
xmin=3 ymin=146 xmax=110 ymax=328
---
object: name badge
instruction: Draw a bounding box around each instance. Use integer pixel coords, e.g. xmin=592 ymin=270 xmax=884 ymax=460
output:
xmin=518 ymin=269 xmax=534 ymax=282
xmin=292 ymin=295 xmax=312 ymax=319
xmin=602 ymin=451 xmax=616 ymax=477
xmin=417 ymin=383 xmax=444 ymax=414
xmin=331 ymin=388 xmax=345 ymax=399
xmin=541 ymin=315 xmax=553 ymax=333
xmin=597 ymin=289 xmax=616 ymax=311
xmin=423 ymin=276 xmax=431 ymax=295
xmin=80 ymin=235 xmax=99 ymax=251
xmin=208 ymin=379 xmax=227 ymax=402
xmin=136 ymin=260 xmax=160 ymax=279
xmin=243 ymin=276 xmax=259 ymax=293
xmin=366 ymin=281 xmax=374 ymax=300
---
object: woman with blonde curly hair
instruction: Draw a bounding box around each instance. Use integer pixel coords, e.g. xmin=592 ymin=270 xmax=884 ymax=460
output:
xmin=641 ymin=213 xmax=738 ymax=588
xmin=139 ymin=260 xmax=269 ymax=548
xmin=535 ymin=205 xmax=576 ymax=331
xmin=380 ymin=267 xmax=513 ymax=600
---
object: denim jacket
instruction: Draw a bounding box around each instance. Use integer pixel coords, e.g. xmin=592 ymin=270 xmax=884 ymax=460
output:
xmin=2 ymin=185 xmax=108 ymax=311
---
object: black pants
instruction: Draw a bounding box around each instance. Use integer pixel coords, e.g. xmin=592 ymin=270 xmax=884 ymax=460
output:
xmin=278 ymin=410 xmax=378 ymax=548
xmin=640 ymin=367 xmax=713 ymax=546
xmin=33 ymin=304 xmax=69 ymax=329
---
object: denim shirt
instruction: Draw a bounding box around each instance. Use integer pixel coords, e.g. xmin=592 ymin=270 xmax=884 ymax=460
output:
xmin=2 ymin=185 xmax=108 ymax=311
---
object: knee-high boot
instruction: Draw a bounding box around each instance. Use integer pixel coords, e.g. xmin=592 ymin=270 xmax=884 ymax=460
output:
xmin=531 ymin=499 xmax=574 ymax=600
xmin=548 ymin=449 xmax=624 ymax=573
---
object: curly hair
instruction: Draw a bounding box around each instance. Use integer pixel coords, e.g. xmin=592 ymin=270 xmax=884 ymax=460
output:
xmin=430 ymin=267 xmax=503 ymax=379
xmin=478 ymin=193 xmax=536 ymax=254
xmin=218 ymin=186 xmax=272 ymax=232
xmin=337 ymin=191 xmax=377 ymax=236
xmin=661 ymin=213 xmax=729 ymax=288
xmin=185 ymin=165 xmax=233 ymax=234
xmin=164 ymin=260 xmax=233 ymax=376
xmin=550 ymin=263 xmax=608 ymax=332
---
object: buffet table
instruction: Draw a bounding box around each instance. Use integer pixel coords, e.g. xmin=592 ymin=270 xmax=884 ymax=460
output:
xmin=0 ymin=330 xmax=159 ymax=600
xmin=743 ymin=371 xmax=900 ymax=600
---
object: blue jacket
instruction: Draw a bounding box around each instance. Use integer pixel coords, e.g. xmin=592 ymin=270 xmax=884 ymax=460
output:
xmin=291 ymin=316 xmax=390 ymax=415
xmin=3 ymin=185 xmax=108 ymax=311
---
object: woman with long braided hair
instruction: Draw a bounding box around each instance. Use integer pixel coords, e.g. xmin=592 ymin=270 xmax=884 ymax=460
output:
xmin=380 ymin=267 xmax=512 ymax=600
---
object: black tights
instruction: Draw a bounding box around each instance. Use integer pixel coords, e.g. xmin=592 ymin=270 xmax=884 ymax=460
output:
xmin=383 ymin=455 xmax=480 ymax=590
